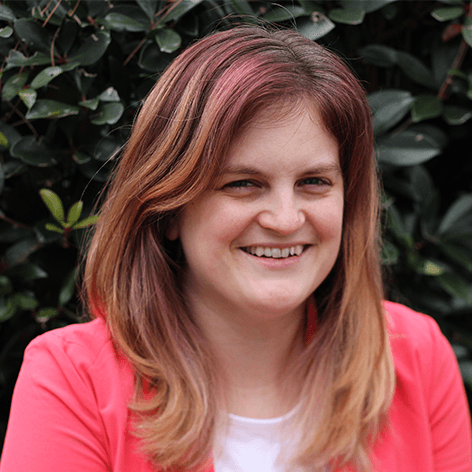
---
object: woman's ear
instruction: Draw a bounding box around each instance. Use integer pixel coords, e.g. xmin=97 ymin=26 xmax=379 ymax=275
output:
xmin=166 ymin=217 xmax=179 ymax=241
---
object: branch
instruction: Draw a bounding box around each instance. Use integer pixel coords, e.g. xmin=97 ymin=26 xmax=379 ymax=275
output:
xmin=7 ymin=101 xmax=40 ymax=140
xmin=437 ymin=39 xmax=469 ymax=100
xmin=50 ymin=26 xmax=61 ymax=66
xmin=42 ymin=0 xmax=63 ymax=27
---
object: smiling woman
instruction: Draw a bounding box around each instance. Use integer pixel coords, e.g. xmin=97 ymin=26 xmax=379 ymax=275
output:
xmin=1 ymin=26 xmax=471 ymax=472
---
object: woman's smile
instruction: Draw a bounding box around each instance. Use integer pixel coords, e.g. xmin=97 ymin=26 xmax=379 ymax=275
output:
xmin=240 ymin=245 xmax=306 ymax=259
xmin=167 ymin=102 xmax=344 ymax=318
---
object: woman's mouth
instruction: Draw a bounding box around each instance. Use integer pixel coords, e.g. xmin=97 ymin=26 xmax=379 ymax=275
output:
xmin=241 ymin=245 xmax=306 ymax=259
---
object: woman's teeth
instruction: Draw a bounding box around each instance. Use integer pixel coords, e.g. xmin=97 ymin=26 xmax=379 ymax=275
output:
xmin=243 ymin=245 xmax=304 ymax=258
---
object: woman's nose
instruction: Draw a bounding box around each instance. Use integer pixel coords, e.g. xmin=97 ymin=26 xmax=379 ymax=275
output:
xmin=256 ymin=191 xmax=306 ymax=235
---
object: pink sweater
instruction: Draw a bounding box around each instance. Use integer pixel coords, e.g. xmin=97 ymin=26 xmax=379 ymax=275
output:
xmin=1 ymin=301 xmax=471 ymax=471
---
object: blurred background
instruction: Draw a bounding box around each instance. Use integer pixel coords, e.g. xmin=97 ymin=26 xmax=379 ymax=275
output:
xmin=1 ymin=0 xmax=472 ymax=450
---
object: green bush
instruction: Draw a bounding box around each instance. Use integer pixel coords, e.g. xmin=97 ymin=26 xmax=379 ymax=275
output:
xmin=1 ymin=0 xmax=472 ymax=448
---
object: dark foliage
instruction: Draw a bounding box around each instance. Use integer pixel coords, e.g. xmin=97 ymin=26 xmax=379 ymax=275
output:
xmin=1 ymin=0 xmax=472 ymax=450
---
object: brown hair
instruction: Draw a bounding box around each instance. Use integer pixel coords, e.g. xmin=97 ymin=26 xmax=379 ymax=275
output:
xmin=84 ymin=26 xmax=395 ymax=471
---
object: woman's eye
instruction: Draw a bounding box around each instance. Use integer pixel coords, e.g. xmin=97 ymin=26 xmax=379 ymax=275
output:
xmin=224 ymin=180 xmax=255 ymax=189
xmin=301 ymin=177 xmax=328 ymax=186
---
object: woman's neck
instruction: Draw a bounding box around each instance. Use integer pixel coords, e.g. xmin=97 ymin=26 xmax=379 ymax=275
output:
xmin=187 ymin=295 xmax=307 ymax=418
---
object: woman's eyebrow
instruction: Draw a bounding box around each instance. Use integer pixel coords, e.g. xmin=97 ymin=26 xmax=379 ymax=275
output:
xmin=221 ymin=163 xmax=342 ymax=175
xmin=220 ymin=165 xmax=262 ymax=175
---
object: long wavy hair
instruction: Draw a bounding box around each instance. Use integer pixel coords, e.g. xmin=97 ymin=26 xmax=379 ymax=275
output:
xmin=84 ymin=26 xmax=395 ymax=472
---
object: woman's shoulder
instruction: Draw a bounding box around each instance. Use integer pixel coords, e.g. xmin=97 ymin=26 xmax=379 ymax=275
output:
xmin=23 ymin=317 xmax=134 ymax=393
xmin=383 ymin=300 xmax=458 ymax=383
xmin=26 ymin=318 xmax=113 ymax=362
xmin=383 ymin=300 xmax=446 ymax=349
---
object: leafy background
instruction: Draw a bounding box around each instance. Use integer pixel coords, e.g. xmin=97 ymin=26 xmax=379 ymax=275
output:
xmin=1 ymin=0 xmax=472 ymax=450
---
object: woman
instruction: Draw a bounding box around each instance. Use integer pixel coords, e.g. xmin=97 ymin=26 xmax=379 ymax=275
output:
xmin=1 ymin=26 xmax=471 ymax=472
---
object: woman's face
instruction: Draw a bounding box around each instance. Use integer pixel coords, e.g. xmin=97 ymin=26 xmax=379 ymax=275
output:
xmin=167 ymin=103 xmax=344 ymax=320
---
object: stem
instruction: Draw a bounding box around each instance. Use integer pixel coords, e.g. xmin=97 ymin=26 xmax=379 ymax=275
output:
xmin=50 ymin=26 xmax=61 ymax=67
xmin=123 ymin=37 xmax=147 ymax=66
xmin=7 ymin=101 xmax=40 ymax=140
xmin=437 ymin=39 xmax=469 ymax=100
xmin=42 ymin=0 xmax=63 ymax=27
xmin=0 ymin=214 xmax=33 ymax=230
xmin=68 ymin=0 xmax=81 ymax=18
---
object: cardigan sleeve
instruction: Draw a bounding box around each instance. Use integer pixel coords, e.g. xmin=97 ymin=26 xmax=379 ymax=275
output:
xmin=423 ymin=314 xmax=472 ymax=471
xmin=0 ymin=329 xmax=112 ymax=472
xmin=383 ymin=301 xmax=472 ymax=472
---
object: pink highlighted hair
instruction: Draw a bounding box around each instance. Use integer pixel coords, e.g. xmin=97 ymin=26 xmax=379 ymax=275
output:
xmin=84 ymin=26 xmax=394 ymax=471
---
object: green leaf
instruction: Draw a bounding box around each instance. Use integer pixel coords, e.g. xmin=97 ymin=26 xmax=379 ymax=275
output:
xmin=18 ymin=88 xmax=37 ymax=109
xmin=30 ymin=66 xmax=64 ymax=89
xmin=14 ymin=292 xmax=39 ymax=310
xmin=45 ymin=223 xmax=64 ymax=234
xmin=387 ymin=204 xmax=414 ymax=248
xmin=369 ymin=90 xmax=414 ymax=135
xmin=66 ymin=201 xmax=83 ymax=227
xmin=381 ymin=2 xmax=398 ymax=20
xmin=443 ymin=105 xmax=472 ymax=125
xmin=461 ymin=17 xmax=472 ymax=48
xmin=0 ymin=26 xmax=13 ymax=38
xmin=411 ymin=95 xmax=443 ymax=122
xmin=0 ymin=123 xmax=21 ymax=150
xmin=103 ymin=12 xmax=150 ymax=32
xmin=68 ymin=31 xmax=111 ymax=67
xmin=0 ymin=133 xmax=8 ymax=148
xmin=92 ymin=137 xmax=121 ymax=162
xmin=138 ymin=41 xmax=172 ymax=72
xmin=36 ymin=307 xmax=58 ymax=323
xmin=329 ymin=8 xmax=365 ymax=25
xmin=420 ymin=260 xmax=445 ymax=276
xmin=0 ymin=4 xmax=16 ymax=21
xmin=26 ymin=99 xmax=80 ymax=120
xmin=136 ymin=0 xmax=158 ymax=19
xmin=40 ymin=188 xmax=65 ymax=223
xmin=263 ymin=5 xmax=306 ymax=22
xmin=5 ymin=51 xmax=50 ymax=69
xmin=0 ymin=276 xmax=12 ymax=296
xmin=73 ymin=214 xmax=99 ymax=229
xmin=339 ymin=0 xmax=396 ymax=14
xmin=162 ymin=0 xmax=204 ymax=23
xmin=90 ymin=102 xmax=124 ymax=125
xmin=0 ymin=163 xmax=3 ymax=196
xmin=58 ymin=267 xmax=78 ymax=307
xmin=0 ymin=296 xmax=17 ymax=322
xmin=396 ymin=51 xmax=435 ymax=89
xmin=377 ymin=131 xmax=441 ymax=166
xmin=297 ymin=13 xmax=335 ymax=40
xmin=72 ymin=151 xmax=92 ymax=164
xmin=79 ymin=97 xmax=100 ymax=110
xmin=431 ymin=6 xmax=464 ymax=22
xmin=438 ymin=272 xmax=472 ymax=302
xmin=10 ymin=136 xmax=56 ymax=167
xmin=459 ymin=360 xmax=472 ymax=390
xmin=13 ymin=19 xmax=50 ymax=53
xmin=440 ymin=242 xmax=472 ymax=271
xmin=0 ymin=132 xmax=8 ymax=148
xmin=438 ymin=194 xmax=472 ymax=236
xmin=381 ymin=239 xmax=399 ymax=265
xmin=359 ymin=44 xmax=397 ymax=67
xmin=2 ymin=71 xmax=29 ymax=101
xmin=4 ymin=237 xmax=40 ymax=266
xmin=99 ymin=87 xmax=120 ymax=102
xmin=410 ymin=123 xmax=448 ymax=149
xmin=155 ymin=28 xmax=182 ymax=54
xmin=7 ymin=263 xmax=48 ymax=282
xmin=229 ymin=0 xmax=254 ymax=15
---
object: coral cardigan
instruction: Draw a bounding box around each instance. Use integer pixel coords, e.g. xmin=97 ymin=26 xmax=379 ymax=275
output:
xmin=1 ymin=301 xmax=471 ymax=472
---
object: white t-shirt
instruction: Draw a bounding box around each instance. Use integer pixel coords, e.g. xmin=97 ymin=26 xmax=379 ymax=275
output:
xmin=213 ymin=406 xmax=307 ymax=472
